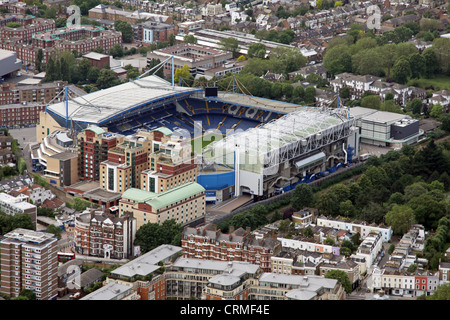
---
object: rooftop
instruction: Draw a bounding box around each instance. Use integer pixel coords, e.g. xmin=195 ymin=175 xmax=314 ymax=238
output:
xmin=46 ymin=75 xmax=200 ymax=127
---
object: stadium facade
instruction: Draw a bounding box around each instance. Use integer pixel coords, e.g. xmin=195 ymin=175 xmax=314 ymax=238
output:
xmin=38 ymin=75 xmax=360 ymax=203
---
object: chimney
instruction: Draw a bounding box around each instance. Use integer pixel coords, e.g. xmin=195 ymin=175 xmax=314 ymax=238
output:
xmin=229 ymin=226 xmax=234 ymax=234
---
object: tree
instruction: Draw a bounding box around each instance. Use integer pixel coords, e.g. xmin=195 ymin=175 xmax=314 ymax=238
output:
xmin=219 ymin=37 xmax=239 ymax=57
xmin=429 ymin=103 xmax=443 ymax=120
xmin=44 ymin=55 xmax=56 ymax=82
xmin=425 ymin=283 xmax=450 ymax=300
xmin=361 ymin=95 xmax=381 ymax=110
xmin=405 ymin=98 xmax=423 ymax=115
xmin=385 ymin=204 xmax=415 ymax=235
xmin=392 ymin=57 xmax=411 ymax=84
xmin=304 ymin=86 xmax=316 ymax=104
xmin=183 ymin=34 xmax=197 ymax=44
xmin=46 ymin=224 xmax=62 ymax=240
xmin=291 ymin=183 xmax=313 ymax=210
xmin=408 ymin=53 xmax=425 ymax=79
xmin=339 ymin=200 xmax=356 ymax=218
xmin=432 ymin=38 xmax=450 ymax=75
xmin=114 ymin=20 xmax=133 ymax=43
xmin=247 ymin=43 xmax=267 ymax=59
xmin=325 ymin=270 xmax=352 ymax=293
xmin=440 ymin=114 xmax=450 ymax=132
xmin=96 ymin=69 xmax=119 ymax=89
xmin=18 ymin=157 xmax=27 ymax=174
xmin=422 ymin=48 xmax=438 ymax=77
xmin=110 ymin=44 xmax=124 ymax=58
xmin=35 ymin=49 xmax=44 ymax=73
xmin=174 ymin=64 xmax=192 ymax=85
xmin=19 ymin=289 xmax=36 ymax=300
xmin=87 ymin=66 xmax=100 ymax=83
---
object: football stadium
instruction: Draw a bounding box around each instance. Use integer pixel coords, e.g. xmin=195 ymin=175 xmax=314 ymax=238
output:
xmin=38 ymin=74 xmax=359 ymax=205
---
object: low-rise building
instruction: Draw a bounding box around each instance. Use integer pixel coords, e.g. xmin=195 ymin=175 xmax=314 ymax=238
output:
xmin=182 ymin=223 xmax=281 ymax=272
xmin=119 ymin=182 xmax=205 ymax=228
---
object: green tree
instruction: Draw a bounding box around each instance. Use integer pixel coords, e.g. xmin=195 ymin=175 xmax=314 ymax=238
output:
xmin=183 ymin=34 xmax=197 ymax=44
xmin=114 ymin=20 xmax=133 ymax=43
xmin=109 ymin=44 xmax=124 ymax=58
xmin=247 ymin=43 xmax=267 ymax=59
xmin=46 ymin=224 xmax=62 ymax=240
xmin=422 ymin=48 xmax=438 ymax=77
xmin=304 ymin=86 xmax=316 ymax=104
xmin=408 ymin=53 xmax=425 ymax=79
xmin=385 ymin=204 xmax=415 ymax=235
xmin=96 ymin=69 xmax=118 ymax=89
xmin=392 ymin=57 xmax=411 ymax=84
xmin=405 ymin=98 xmax=423 ymax=115
xmin=174 ymin=64 xmax=192 ymax=85
xmin=361 ymin=95 xmax=381 ymax=110
xmin=19 ymin=289 xmax=36 ymax=300
xmin=219 ymin=37 xmax=239 ymax=57
xmin=87 ymin=66 xmax=100 ymax=83
xmin=35 ymin=49 xmax=44 ymax=73
xmin=291 ymin=183 xmax=313 ymax=210
xmin=429 ymin=103 xmax=443 ymax=120
xmin=425 ymin=283 xmax=450 ymax=300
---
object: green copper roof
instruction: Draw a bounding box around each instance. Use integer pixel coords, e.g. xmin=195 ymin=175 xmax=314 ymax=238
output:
xmin=121 ymin=182 xmax=205 ymax=210
xmin=121 ymin=188 xmax=155 ymax=202
xmin=146 ymin=182 xmax=205 ymax=210
xmin=84 ymin=125 xmax=106 ymax=135
xmin=151 ymin=127 xmax=172 ymax=136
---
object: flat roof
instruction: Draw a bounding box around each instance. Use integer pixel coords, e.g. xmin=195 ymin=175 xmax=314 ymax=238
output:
xmin=46 ymin=75 xmax=200 ymax=125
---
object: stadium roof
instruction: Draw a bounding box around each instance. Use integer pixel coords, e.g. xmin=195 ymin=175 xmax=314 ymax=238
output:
xmin=207 ymin=108 xmax=353 ymax=174
xmin=46 ymin=75 xmax=201 ymax=126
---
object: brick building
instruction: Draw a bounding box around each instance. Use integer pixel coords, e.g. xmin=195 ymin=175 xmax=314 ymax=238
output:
xmin=77 ymin=126 xmax=124 ymax=182
xmin=0 ymin=228 xmax=58 ymax=300
xmin=99 ymin=130 xmax=154 ymax=193
xmin=0 ymin=14 xmax=55 ymax=42
xmin=119 ymin=182 xmax=206 ymax=228
xmin=182 ymin=223 xmax=282 ymax=272
xmin=0 ymin=80 xmax=66 ymax=106
xmin=74 ymin=209 xmax=136 ymax=259
xmin=140 ymin=128 xmax=198 ymax=194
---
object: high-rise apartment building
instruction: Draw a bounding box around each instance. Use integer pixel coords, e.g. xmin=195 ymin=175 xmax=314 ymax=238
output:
xmin=0 ymin=228 xmax=58 ymax=300
xmin=140 ymin=132 xmax=198 ymax=194
xmin=77 ymin=126 xmax=123 ymax=182
xmin=99 ymin=130 xmax=154 ymax=193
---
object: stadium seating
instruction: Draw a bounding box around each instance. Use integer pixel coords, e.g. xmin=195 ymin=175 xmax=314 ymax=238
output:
xmin=107 ymin=98 xmax=284 ymax=139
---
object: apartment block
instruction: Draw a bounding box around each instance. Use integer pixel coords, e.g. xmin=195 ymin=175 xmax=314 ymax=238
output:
xmin=78 ymin=126 xmax=124 ymax=182
xmin=0 ymin=228 xmax=58 ymax=300
xmin=119 ymin=182 xmax=205 ymax=228
xmin=32 ymin=25 xmax=122 ymax=54
xmin=141 ymin=132 xmax=198 ymax=194
xmin=100 ymin=130 xmax=154 ymax=193
xmin=165 ymin=258 xmax=261 ymax=300
xmin=252 ymin=273 xmax=346 ymax=300
xmin=105 ymin=244 xmax=182 ymax=300
xmin=0 ymin=15 xmax=55 ymax=42
xmin=0 ymin=192 xmax=37 ymax=229
xmin=182 ymin=223 xmax=281 ymax=272
xmin=74 ymin=209 xmax=136 ymax=259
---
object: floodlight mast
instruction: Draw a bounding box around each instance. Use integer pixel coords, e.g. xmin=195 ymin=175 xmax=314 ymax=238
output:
xmin=137 ymin=55 xmax=175 ymax=85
